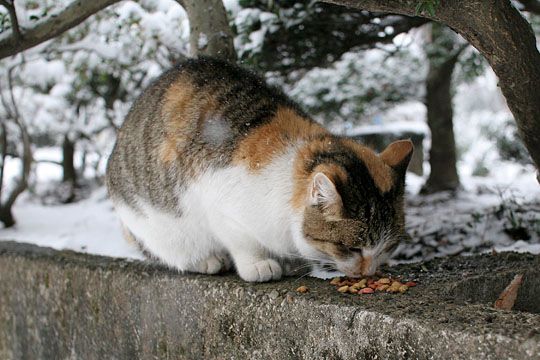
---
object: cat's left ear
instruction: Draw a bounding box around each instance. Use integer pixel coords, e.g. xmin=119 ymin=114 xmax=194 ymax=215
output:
xmin=309 ymin=173 xmax=342 ymax=210
xmin=380 ymin=140 xmax=414 ymax=175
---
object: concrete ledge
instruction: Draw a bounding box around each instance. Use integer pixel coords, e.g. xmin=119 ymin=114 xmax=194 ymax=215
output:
xmin=0 ymin=241 xmax=539 ymax=359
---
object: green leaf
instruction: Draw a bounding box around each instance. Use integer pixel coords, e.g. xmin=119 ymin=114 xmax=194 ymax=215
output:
xmin=415 ymin=0 xmax=439 ymax=16
xmin=426 ymin=3 xmax=435 ymax=16
xmin=414 ymin=2 xmax=424 ymax=15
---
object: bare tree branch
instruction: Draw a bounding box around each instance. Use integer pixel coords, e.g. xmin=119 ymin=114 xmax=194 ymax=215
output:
xmin=36 ymin=159 xmax=62 ymax=166
xmin=0 ymin=0 xmax=22 ymax=42
xmin=0 ymin=122 xmax=7 ymax=201
xmin=0 ymin=0 xmax=121 ymax=60
xmin=0 ymin=65 xmax=32 ymax=216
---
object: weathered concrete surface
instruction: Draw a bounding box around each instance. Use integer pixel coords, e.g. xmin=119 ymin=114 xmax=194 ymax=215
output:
xmin=0 ymin=241 xmax=539 ymax=360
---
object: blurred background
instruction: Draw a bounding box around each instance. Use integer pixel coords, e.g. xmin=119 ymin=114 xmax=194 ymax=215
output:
xmin=0 ymin=0 xmax=538 ymax=263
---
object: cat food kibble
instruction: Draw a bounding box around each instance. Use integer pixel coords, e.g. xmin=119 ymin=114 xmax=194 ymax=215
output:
xmin=329 ymin=276 xmax=417 ymax=295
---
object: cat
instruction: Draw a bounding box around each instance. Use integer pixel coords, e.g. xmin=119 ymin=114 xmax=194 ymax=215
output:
xmin=106 ymin=56 xmax=413 ymax=282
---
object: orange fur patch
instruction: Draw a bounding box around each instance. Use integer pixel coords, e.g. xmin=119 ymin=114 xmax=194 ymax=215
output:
xmin=158 ymin=137 xmax=178 ymax=164
xmin=291 ymin=137 xmax=338 ymax=209
xmin=380 ymin=139 xmax=414 ymax=168
xmin=160 ymin=77 xmax=221 ymax=169
xmin=122 ymin=224 xmax=137 ymax=246
xmin=161 ymin=79 xmax=197 ymax=150
xmin=232 ymin=106 xmax=327 ymax=171
xmin=360 ymin=255 xmax=372 ymax=275
xmin=342 ymin=139 xmax=394 ymax=193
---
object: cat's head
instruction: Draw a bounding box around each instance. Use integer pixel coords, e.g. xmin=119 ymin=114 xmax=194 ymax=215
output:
xmin=294 ymin=139 xmax=413 ymax=277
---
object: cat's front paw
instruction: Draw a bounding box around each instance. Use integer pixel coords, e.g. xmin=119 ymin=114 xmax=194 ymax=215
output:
xmin=237 ymin=259 xmax=283 ymax=282
xmin=192 ymin=254 xmax=232 ymax=274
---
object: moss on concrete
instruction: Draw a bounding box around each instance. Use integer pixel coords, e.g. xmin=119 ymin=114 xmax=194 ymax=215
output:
xmin=0 ymin=241 xmax=539 ymax=359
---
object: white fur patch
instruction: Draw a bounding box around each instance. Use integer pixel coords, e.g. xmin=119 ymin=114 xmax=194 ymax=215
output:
xmin=114 ymin=146 xmax=308 ymax=277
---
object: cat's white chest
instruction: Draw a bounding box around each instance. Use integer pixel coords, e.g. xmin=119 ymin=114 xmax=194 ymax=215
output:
xmin=113 ymin=151 xmax=300 ymax=270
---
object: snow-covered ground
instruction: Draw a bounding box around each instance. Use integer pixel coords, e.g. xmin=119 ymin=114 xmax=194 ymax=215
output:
xmin=0 ymin=187 xmax=142 ymax=260
xmin=399 ymin=168 xmax=540 ymax=262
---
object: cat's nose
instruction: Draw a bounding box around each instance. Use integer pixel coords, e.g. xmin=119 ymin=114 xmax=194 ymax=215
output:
xmin=360 ymin=256 xmax=375 ymax=276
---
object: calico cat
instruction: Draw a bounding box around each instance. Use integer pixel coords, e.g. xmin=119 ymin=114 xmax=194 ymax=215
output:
xmin=106 ymin=56 xmax=413 ymax=282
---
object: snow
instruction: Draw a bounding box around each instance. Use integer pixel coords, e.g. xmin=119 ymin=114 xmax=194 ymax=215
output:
xmin=397 ymin=165 xmax=540 ymax=263
xmin=345 ymin=120 xmax=429 ymax=137
xmin=198 ymin=33 xmax=209 ymax=50
xmin=494 ymin=240 xmax=540 ymax=255
xmin=0 ymin=188 xmax=142 ymax=260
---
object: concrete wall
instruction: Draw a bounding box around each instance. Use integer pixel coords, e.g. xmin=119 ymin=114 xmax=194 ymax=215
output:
xmin=0 ymin=241 xmax=539 ymax=359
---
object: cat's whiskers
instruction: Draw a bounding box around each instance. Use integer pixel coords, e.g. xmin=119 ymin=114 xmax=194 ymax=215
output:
xmin=288 ymin=262 xmax=317 ymax=274
xmin=293 ymin=262 xmax=338 ymax=282
xmin=280 ymin=251 xmax=325 ymax=263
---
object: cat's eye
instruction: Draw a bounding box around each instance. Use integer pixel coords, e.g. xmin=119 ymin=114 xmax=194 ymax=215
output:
xmin=349 ymin=247 xmax=363 ymax=254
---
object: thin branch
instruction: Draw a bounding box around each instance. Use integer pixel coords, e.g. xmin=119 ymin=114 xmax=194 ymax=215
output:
xmin=36 ymin=159 xmax=62 ymax=166
xmin=0 ymin=0 xmax=121 ymax=60
xmin=0 ymin=0 xmax=22 ymax=42
xmin=0 ymin=122 xmax=6 ymax=201
xmin=1 ymin=64 xmax=32 ymax=210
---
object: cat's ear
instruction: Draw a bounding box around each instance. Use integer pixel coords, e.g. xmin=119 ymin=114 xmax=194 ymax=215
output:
xmin=309 ymin=173 xmax=342 ymax=209
xmin=380 ymin=140 xmax=413 ymax=174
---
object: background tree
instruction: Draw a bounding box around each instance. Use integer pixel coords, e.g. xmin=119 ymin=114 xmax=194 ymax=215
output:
xmin=233 ymin=0 xmax=426 ymax=74
xmin=421 ymin=23 xmax=465 ymax=194
xmin=321 ymin=0 xmax=540 ymax=180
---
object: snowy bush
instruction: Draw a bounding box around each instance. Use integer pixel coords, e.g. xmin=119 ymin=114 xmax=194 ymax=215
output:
xmin=288 ymin=45 xmax=425 ymax=127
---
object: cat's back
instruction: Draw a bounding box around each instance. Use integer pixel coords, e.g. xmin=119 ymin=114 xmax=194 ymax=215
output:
xmin=106 ymin=57 xmax=319 ymax=211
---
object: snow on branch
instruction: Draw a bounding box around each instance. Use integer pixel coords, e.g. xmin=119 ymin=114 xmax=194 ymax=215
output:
xmin=0 ymin=0 xmax=120 ymax=60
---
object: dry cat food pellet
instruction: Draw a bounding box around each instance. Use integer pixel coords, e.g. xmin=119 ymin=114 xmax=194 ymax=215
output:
xmin=359 ymin=287 xmax=374 ymax=294
xmin=296 ymin=285 xmax=309 ymax=293
xmin=329 ymin=276 xmax=418 ymax=295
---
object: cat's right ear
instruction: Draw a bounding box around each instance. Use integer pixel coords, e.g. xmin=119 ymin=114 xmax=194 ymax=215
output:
xmin=309 ymin=173 xmax=343 ymax=210
xmin=380 ymin=139 xmax=413 ymax=175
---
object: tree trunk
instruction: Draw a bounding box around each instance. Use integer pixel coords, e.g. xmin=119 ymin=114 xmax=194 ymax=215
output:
xmin=176 ymin=0 xmax=236 ymax=61
xmin=0 ymin=123 xmax=31 ymax=228
xmin=0 ymin=206 xmax=15 ymax=228
xmin=421 ymin=24 xmax=462 ymax=194
xmin=323 ymin=0 xmax=540 ymax=178
xmin=62 ymin=135 xmax=77 ymax=185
